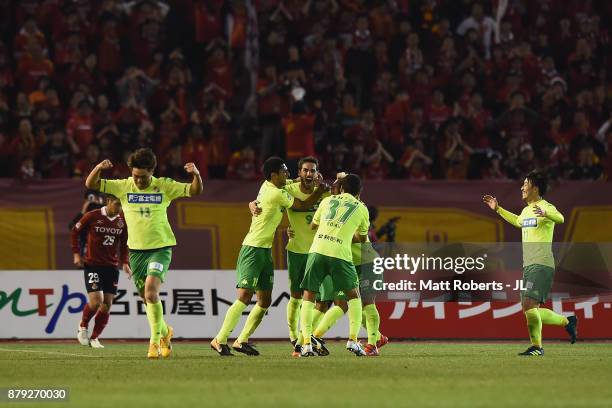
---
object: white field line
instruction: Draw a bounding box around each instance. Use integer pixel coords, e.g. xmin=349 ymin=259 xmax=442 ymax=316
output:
xmin=0 ymin=347 xmax=101 ymax=358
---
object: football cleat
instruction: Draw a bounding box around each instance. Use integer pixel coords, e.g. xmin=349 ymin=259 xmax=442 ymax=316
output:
xmin=518 ymin=346 xmax=544 ymax=356
xmin=89 ymin=338 xmax=104 ymax=349
xmin=364 ymin=344 xmax=379 ymax=356
xmin=300 ymin=344 xmax=316 ymax=357
xmin=147 ymin=343 xmax=161 ymax=359
xmin=565 ymin=316 xmax=578 ymax=344
xmin=311 ymin=336 xmax=329 ymax=356
xmin=346 ymin=340 xmax=366 ymax=356
xmin=376 ymin=334 xmax=389 ymax=349
xmin=77 ymin=326 xmax=89 ymax=346
xmin=210 ymin=338 xmax=233 ymax=356
xmin=232 ymin=340 xmax=260 ymax=356
xmin=291 ymin=340 xmax=302 ymax=358
xmin=160 ymin=325 xmax=173 ymax=358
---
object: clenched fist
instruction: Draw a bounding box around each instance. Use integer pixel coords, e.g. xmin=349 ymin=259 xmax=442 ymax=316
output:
xmin=96 ymin=159 xmax=113 ymax=170
xmin=184 ymin=162 xmax=200 ymax=176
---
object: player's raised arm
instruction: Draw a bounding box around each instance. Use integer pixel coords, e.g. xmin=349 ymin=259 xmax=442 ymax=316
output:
xmin=291 ymin=183 xmax=330 ymax=211
xmin=534 ymin=203 xmax=565 ymax=224
xmin=85 ymin=160 xmax=113 ymax=191
xmin=483 ymin=194 xmax=521 ymax=228
xmin=184 ymin=162 xmax=203 ymax=196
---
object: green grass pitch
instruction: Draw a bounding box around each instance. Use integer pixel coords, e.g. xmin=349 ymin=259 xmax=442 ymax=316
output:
xmin=1 ymin=342 xmax=611 ymax=408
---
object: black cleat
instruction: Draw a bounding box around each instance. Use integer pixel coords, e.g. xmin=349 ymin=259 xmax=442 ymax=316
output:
xmin=311 ymin=336 xmax=329 ymax=356
xmin=518 ymin=346 xmax=544 ymax=356
xmin=291 ymin=340 xmax=302 ymax=357
xmin=565 ymin=315 xmax=578 ymax=344
xmin=210 ymin=338 xmax=233 ymax=356
xmin=232 ymin=340 xmax=260 ymax=356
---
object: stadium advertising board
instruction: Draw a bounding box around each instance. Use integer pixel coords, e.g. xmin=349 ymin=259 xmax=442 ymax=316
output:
xmin=2 ymin=270 xmax=610 ymax=339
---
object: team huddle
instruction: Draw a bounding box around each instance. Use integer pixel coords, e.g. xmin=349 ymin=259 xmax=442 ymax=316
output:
xmin=75 ymin=148 xmax=577 ymax=358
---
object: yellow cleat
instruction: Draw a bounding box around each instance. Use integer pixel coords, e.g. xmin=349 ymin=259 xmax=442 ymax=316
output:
xmin=160 ymin=326 xmax=173 ymax=358
xmin=147 ymin=343 xmax=161 ymax=359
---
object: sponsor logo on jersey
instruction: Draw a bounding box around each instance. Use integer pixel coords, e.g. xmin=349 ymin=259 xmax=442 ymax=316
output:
xmin=127 ymin=193 xmax=163 ymax=204
xmin=521 ymin=218 xmax=537 ymax=228
xmin=94 ymin=226 xmax=123 ymax=234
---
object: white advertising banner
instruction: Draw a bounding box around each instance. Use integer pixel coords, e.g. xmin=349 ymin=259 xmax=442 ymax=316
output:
xmin=0 ymin=270 xmax=349 ymax=339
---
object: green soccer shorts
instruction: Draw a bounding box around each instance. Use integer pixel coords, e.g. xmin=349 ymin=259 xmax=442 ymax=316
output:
xmin=318 ymin=274 xmax=346 ymax=302
xmin=301 ymin=253 xmax=359 ymax=295
xmin=521 ymin=263 xmax=555 ymax=303
xmin=287 ymin=251 xmax=308 ymax=293
xmin=129 ymin=247 xmax=173 ymax=294
xmin=357 ymin=262 xmax=379 ymax=297
xmin=236 ymin=245 xmax=274 ymax=291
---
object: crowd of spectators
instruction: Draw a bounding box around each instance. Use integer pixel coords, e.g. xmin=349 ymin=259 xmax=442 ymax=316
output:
xmin=0 ymin=0 xmax=610 ymax=181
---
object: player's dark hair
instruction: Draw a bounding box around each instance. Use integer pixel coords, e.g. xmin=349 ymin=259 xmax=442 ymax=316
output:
xmin=263 ymin=156 xmax=286 ymax=180
xmin=105 ymin=194 xmax=120 ymax=203
xmin=526 ymin=170 xmax=548 ymax=196
xmin=128 ymin=148 xmax=157 ymax=171
xmin=298 ymin=156 xmax=319 ymax=171
xmin=342 ymin=174 xmax=362 ymax=196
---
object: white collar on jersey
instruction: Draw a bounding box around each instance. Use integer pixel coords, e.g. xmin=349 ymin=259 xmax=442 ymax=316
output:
xmin=101 ymin=206 xmax=119 ymax=221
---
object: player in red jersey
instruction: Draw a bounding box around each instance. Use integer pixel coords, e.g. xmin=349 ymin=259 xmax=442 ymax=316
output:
xmin=71 ymin=194 xmax=131 ymax=348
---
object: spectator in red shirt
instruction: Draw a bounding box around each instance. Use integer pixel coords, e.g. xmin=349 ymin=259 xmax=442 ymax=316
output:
xmin=426 ymin=89 xmax=452 ymax=132
xmin=182 ymin=123 xmax=209 ymax=180
xmin=13 ymin=17 xmax=48 ymax=60
xmin=8 ymin=119 xmax=39 ymax=174
xmin=399 ymin=140 xmax=433 ymax=180
xmin=204 ymin=44 xmax=233 ymax=101
xmin=227 ymin=145 xmax=258 ymax=180
xmin=74 ymin=143 xmax=101 ymax=178
xmin=66 ymin=98 xmax=94 ymax=155
xmin=17 ymin=42 xmax=54 ymax=93
xmin=97 ymin=17 xmax=123 ymax=76
xmin=282 ymin=102 xmax=315 ymax=173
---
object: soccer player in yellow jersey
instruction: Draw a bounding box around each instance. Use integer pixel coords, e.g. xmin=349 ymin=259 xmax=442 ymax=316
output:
xmin=85 ymin=148 xmax=203 ymax=359
xmin=484 ymin=171 xmax=578 ymax=356
xmin=282 ymin=157 xmax=332 ymax=356
xmin=211 ymin=157 xmax=329 ymax=356
xmin=299 ymin=174 xmax=370 ymax=356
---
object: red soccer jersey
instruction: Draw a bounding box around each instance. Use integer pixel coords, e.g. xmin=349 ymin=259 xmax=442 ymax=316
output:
xmin=71 ymin=208 xmax=128 ymax=267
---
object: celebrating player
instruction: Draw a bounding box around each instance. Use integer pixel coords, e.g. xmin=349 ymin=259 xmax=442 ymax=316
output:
xmin=72 ymin=194 xmax=131 ymax=348
xmin=304 ymin=175 xmax=388 ymax=356
xmin=282 ymin=157 xmax=331 ymax=356
xmin=85 ymin=148 xmax=203 ymax=359
xmin=299 ymin=174 xmax=370 ymax=357
xmin=211 ymin=157 xmax=329 ymax=356
xmin=483 ymin=171 xmax=578 ymax=356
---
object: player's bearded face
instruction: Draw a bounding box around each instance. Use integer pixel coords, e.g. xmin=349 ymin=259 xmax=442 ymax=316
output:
xmin=300 ymin=164 xmax=317 ymax=187
xmin=132 ymin=167 xmax=153 ymax=189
